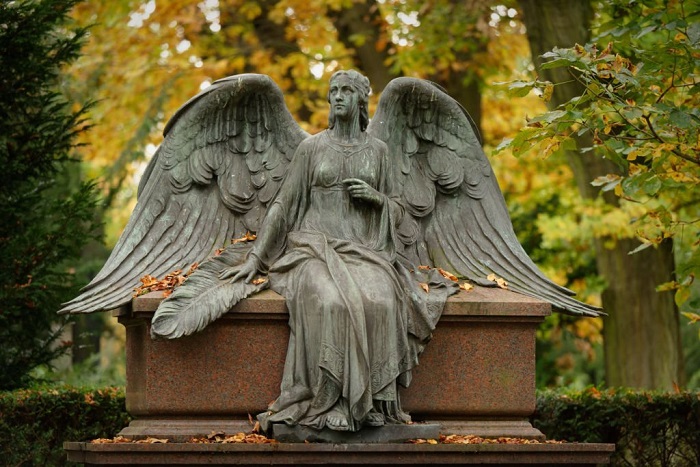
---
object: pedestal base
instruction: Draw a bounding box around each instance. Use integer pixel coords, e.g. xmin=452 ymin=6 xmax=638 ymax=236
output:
xmin=64 ymin=441 xmax=615 ymax=465
xmin=271 ymin=423 xmax=441 ymax=443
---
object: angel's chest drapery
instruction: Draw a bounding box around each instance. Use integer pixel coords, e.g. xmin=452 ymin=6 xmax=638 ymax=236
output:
xmin=298 ymin=134 xmax=389 ymax=251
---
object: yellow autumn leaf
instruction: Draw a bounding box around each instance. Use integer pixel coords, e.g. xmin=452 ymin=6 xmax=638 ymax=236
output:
xmin=542 ymin=82 xmax=554 ymax=103
xmin=487 ymin=274 xmax=508 ymax=289
xmin=682 ymin=312 xmax=700 ymax=324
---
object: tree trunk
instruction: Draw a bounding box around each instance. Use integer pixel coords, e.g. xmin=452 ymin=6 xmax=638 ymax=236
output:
xmin=329 ymin=1 xmax=396 ymax=92
xmin=519 ymin=0 xmax=684 ymax=389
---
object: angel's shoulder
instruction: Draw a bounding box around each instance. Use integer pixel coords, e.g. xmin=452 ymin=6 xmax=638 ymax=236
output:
xmin=296 ymin=132 xmax=325 ymax=150
xmin=366 ymin=133 xmax=388 ymax=153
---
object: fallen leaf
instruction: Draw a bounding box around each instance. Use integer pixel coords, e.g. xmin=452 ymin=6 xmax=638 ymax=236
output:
xmin=487 ymin=273 xmax=508 ymax=289
xmin=232 ymin=232 xmax=257 ymax=244
xmin=133 ymin=263 xmax=200 ymax=297
xmin=437 ymin=268 xmax=458 ymax=282
xmin=134 ymin=437 xmax=169 ymax=444
xmin=459 ymin=282 xmax=474 ymax=292
xmin=419 ymin=282 xmax=430 ymax=293
xmin=252 ymin=277 xmax=268 ymax=285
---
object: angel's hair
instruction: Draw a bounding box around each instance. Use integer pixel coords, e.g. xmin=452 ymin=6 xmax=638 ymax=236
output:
xmin=327 ymin=70 xmax=370 ymax=132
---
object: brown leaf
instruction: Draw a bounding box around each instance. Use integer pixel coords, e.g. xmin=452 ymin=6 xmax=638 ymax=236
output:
xmin=419 ymin=282 xmax=430 ymax=293
xmin=232 ymin=231 xmax=257 ymax=244
xmin=252 ymin=277 xmax=268 ymax=285
xmin=437 ymin=268 xmax=458 ymax=282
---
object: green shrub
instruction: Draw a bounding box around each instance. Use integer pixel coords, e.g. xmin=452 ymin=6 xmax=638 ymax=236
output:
xmin=533 ymin=388 xmax=700 ymax=466
xmin=0 ymin=386 xmax=130 ymax=466
xmin=0 ymin=0 xmax=100 ymax=390
xmin=2 ymin=386 xmax=699 ymax=466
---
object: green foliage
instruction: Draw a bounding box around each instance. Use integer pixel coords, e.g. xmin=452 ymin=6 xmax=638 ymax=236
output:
xmin=499 ymin=0 xmax=700 ymax=322
xmin=534 ymin=388 xmax=700 ymax=466
xmin=1 ymin=385 xmax=698 ymax=466
xmin=0 ymin=0 xmax=100 ymax=390
xmin=0 ymin=386 xmax=129 ymax=466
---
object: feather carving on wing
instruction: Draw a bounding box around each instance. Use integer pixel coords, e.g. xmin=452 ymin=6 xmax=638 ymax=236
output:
xmin=367 ymin=78 xmax=602 ymax=317
xmin=59 ymin=74 xmax=308 ymax=319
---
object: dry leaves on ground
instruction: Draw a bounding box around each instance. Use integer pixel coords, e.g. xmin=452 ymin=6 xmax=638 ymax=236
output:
xmin=409 ymin=434 xmax=565 ymax=444
xmin=91 ymin=436 xmax=169 ymax=444
xmin=189 ymin=431 xmax=275 ymax=444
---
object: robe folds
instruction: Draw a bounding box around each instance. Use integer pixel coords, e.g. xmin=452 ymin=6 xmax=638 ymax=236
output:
xmin=253 ymin=131 xmax=457 ymax=431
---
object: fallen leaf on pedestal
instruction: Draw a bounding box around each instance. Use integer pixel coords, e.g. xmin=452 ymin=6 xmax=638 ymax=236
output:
xmin=135 ymin=437 xmax=169 ymax=444
xmin=459 ymin=282 xmax=474 ymax=292
xmin=486 ymin=273 xmax=508 ymax=289
xmin=133 ymin=263 xmax=200 ymax=297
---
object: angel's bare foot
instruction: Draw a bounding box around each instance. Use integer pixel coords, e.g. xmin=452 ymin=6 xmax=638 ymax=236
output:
xmin=325 ymin=407 xmax=350 ymax=431
xmin=363 ymin=409 xmax=385 ymax=427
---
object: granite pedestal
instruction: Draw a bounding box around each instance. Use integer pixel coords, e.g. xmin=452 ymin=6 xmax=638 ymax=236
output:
xmin=115 ymin=286 xmax=550 ymax=441
xmin=65 ymin=287 xmax=615 ymax=464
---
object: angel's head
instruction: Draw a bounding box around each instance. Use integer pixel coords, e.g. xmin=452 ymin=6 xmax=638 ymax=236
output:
xmin=327 ymin=70 xmax=370 ymax=131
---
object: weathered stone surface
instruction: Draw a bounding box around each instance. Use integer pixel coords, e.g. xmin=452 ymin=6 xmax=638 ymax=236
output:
xmin=64 ymin=440 xmax=615 ymax=465
xmin=271 ymin=423 xmax=440 ymax=444
xmin=118 ymin=419 xmax=255 ymax=443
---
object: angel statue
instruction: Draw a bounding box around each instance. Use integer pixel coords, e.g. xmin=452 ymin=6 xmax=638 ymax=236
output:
xmin=61 ymin=70 xmax=601 ymax=433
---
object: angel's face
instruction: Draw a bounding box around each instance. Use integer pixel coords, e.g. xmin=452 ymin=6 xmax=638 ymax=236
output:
xmin=329 ymin=76 xmax=359 ymax=121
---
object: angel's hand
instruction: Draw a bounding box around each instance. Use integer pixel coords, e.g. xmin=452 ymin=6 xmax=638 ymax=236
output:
xmin=342 ymin=178 xmax=384 ymax=207
xmin=219 ymin=255 xmax=260 ymax=283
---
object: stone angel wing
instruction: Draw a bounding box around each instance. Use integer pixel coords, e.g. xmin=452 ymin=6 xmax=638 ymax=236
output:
xmin=367 ymin=78 xmax=602 ymax=317
xmin=59 ymin=74 xmax=308 ymax=314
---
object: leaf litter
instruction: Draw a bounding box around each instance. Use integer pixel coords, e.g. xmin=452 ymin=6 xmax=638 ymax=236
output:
xmin=133 ymin=262 xmax=199 ymax=298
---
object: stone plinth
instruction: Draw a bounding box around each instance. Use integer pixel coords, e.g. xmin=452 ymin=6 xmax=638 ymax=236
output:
xmin=116 ymin=286 xmax=550 ymax=440
xmin=64 ymin=441 xmax=615 ymax=465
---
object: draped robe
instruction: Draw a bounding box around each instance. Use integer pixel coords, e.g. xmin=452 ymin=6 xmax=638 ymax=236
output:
xmin=252 ymin=131 xmax=457 ymax=431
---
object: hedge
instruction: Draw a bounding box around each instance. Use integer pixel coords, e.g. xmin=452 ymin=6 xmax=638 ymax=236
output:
xmin=0 ymin=386 xmax=130 ymax=466
xmin=534 ymin=388 xmax=700 ymax=466
xmin=1 ymin=386 xmax=699 ymax=466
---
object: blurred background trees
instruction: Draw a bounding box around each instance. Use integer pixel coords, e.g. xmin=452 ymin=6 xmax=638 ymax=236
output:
xmin=3 ymin=0 xmax=698 ymax=391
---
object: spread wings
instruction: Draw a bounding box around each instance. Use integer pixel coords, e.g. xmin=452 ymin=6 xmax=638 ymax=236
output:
xmin=367 ymin=77 xmax=602 ymax=316
xmin=60 ymin=74 xmax=308 ymax=314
